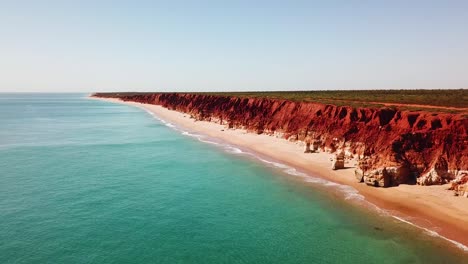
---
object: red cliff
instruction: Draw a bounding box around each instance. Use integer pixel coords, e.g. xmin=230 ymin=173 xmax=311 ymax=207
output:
xmin=94 ymin=93 xmax=468 ymax=188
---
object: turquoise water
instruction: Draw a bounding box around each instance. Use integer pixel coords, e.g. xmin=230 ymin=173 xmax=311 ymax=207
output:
xmin=0 ymin=94 xmax=465 ymax=263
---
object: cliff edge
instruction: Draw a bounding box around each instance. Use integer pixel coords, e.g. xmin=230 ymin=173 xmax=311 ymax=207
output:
xmin=93 ymin=92 xmax=468 ymax=192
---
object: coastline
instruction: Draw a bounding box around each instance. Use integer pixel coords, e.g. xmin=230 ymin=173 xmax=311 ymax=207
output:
xmin=90 ymin=96 xmax=468 ymax=250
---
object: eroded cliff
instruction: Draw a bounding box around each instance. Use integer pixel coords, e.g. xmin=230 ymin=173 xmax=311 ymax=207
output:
xmin=94 ymin=92 xmax=468 ymax=190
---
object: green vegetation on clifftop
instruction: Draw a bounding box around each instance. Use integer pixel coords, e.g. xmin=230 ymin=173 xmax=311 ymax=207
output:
xmin=94 ymin=89 xmax=468 ymax=112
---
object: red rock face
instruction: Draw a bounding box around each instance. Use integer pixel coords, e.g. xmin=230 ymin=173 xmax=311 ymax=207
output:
xmin=94 ymin=93 xmax=468 ymax=186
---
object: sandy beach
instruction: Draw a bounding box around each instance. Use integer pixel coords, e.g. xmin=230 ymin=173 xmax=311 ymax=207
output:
xmin=92 ymin=96 xmax=468 ymax=250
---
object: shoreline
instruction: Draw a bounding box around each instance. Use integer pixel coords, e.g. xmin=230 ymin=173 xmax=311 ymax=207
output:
xmin=90 ymin=96 xmax=468 ymax=251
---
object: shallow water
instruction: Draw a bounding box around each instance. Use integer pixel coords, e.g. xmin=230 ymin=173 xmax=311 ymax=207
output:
xmin=0 ymin=94 xmax=465 ymax=263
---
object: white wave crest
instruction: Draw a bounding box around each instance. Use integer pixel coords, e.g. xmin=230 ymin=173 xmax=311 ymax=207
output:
xmin=255 ymin=155 xmax=367 ymax=203
xmin=144 ymin=109 xmax=156 ymax=117
xmin=225 ymin=146 xmax=243 ymax=154
xmin=392 ymin=216 xmax=468 ymax=252
xmin=197 ymin=138 xmax=221 ymax=145
xmin=181 ymin=131 xmax=198 ymax=137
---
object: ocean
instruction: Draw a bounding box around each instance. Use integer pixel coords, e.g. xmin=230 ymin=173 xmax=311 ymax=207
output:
xmin=0 ymin=93 xmax=465 ymax=263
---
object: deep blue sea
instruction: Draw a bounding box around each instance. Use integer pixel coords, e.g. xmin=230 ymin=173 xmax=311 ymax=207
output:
xmin=0 ymin=94 xmax=466 ymax=263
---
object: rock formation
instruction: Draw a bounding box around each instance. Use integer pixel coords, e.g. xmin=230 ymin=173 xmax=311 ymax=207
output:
xmin=331 ymin=151 xmax=345 ymax=170
xmin=448 ymin=172 xmax=468 ymax=197
xmin=311 ymin=140 xmax=321 ymax=152
xmin=93 ymin=92 xmax=468 ymax=189
xmin=304 ymin=142 xmax=312 ymax=153
xmin=364 ymin=168 xmax=391 ymax=187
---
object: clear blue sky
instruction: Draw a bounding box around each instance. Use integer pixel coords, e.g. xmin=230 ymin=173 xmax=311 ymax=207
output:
xmin=1 ymin=1 xmax=467 ymax=92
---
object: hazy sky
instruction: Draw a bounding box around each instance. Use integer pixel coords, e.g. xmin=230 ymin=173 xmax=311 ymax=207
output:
xmin=1 ymin=1 xmax=467 ymax=92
